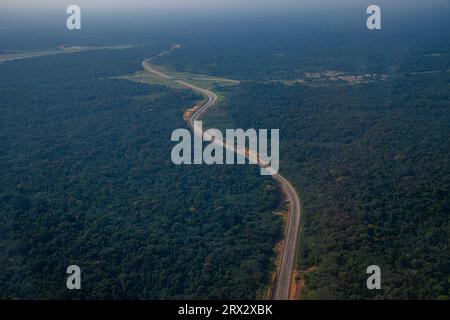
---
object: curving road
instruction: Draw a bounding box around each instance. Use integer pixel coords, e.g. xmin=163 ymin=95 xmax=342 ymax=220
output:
xmin=142 ymin=47 xmax=301 ymax=300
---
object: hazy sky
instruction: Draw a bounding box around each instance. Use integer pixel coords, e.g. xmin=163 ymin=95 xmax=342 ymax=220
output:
xmin=2 ymin=0 xmax=449 ymax=11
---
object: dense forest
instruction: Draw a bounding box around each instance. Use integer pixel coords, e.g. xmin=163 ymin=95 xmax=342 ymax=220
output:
xmin=204 ymin=72 xmax=450 ymax=299
xmin=0 ymin=47 xmax=283 ymax=299
xmin=152 ymin=8 xmax=450 ymax=299
xmin=155 ymin=10 xmax=450 ymax=80
xmin=1 ymin=6 xmax=449 ymax=300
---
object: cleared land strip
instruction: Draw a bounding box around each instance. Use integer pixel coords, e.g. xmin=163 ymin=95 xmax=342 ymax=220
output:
xmin=142 ymin=46 xmax=301 ymax=300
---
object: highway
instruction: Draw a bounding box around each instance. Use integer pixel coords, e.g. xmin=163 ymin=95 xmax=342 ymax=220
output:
xmin=142 ymin=46 xmax=301 ymax=300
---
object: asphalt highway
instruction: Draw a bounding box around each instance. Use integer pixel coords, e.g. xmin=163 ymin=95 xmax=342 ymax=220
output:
xmin=142 ymin=47 xmax=301 ymax=300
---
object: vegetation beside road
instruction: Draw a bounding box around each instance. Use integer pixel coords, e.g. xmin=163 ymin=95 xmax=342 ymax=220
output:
xmin=0 ymin=46 xmax=283 ymax=299
xmin=203 ymin=74 xmax=450 ymax=299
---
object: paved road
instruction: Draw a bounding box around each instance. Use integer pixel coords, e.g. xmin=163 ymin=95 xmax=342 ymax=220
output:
xmin=142 ymin=47 xmax=301 ymax=300
xmin=271 ymin=173 xmax=301 ymax=300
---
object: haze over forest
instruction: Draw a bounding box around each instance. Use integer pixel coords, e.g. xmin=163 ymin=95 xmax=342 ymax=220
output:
xmin=2 ymin=0 xmax=449 ymax=12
